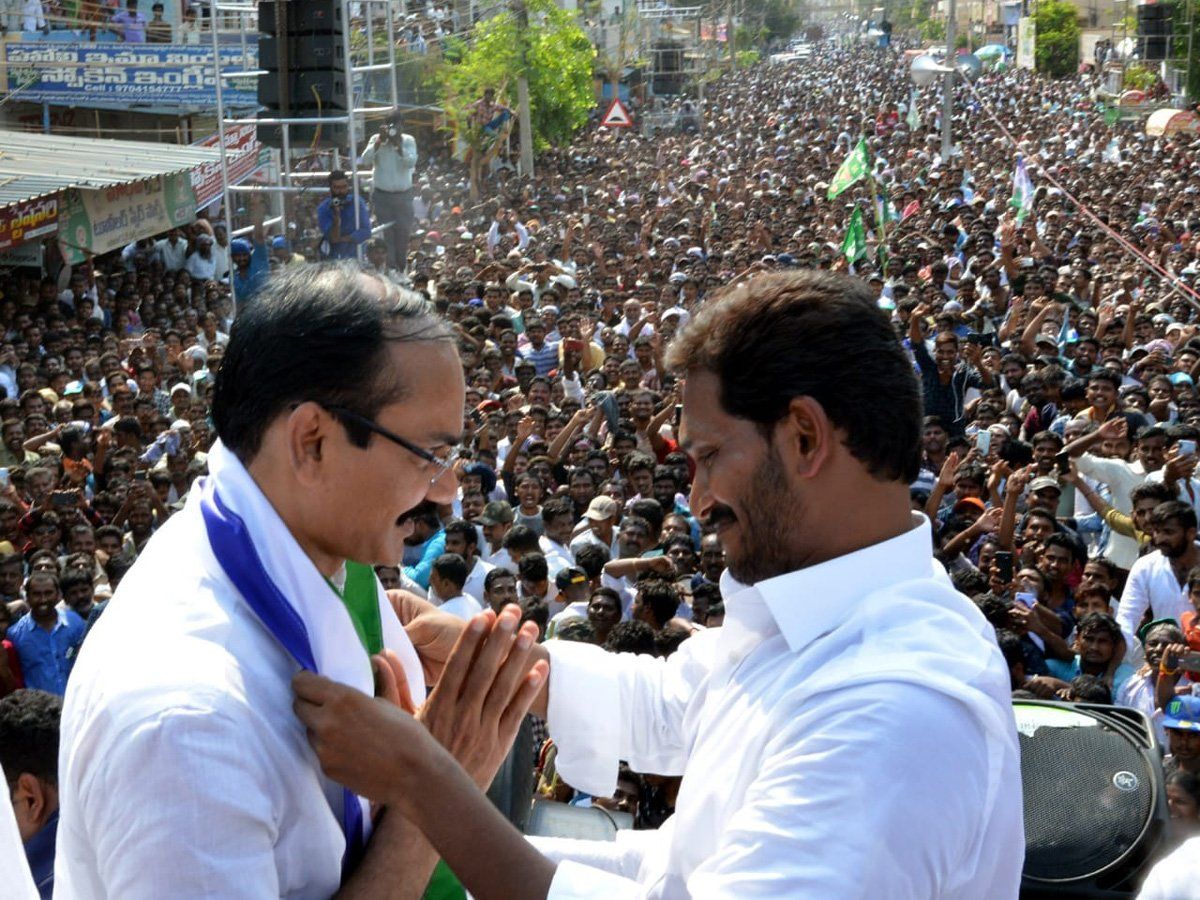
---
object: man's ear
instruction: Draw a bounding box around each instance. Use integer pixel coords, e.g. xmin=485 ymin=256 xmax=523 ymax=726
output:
xmin=779 ymin=395 xmax=834 ymax=480
xmin=286 ymin=402 xmax=332 ymax=487
xmin=13 ymin=772 xmax=56 ymax=836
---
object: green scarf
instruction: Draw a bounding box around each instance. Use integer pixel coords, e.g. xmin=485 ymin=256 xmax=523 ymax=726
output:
xmin=331 ymin=562 xmax=466 ymax=900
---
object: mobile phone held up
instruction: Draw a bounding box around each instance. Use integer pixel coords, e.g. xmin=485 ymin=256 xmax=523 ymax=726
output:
xmin=994 ymin=551 xmax=1014 ymax=585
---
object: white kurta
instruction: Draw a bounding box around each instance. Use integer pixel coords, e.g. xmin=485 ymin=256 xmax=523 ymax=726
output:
xmin=534 ymin=514 xmax=1025 ymax=898
xmin=56 ymin=441 xmax=425 ymax=898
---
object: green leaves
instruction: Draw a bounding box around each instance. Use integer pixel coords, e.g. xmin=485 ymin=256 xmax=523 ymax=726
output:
xmin=440 ymin=0 xmax=596 ymax=151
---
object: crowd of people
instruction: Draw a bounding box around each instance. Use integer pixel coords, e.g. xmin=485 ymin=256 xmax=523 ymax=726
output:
xmin=5 ymin=35 xmax=1200 ymax=894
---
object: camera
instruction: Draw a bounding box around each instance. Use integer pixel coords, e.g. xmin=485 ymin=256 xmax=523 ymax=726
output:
xmin=331 ymin=197 xmax=343 ymax=208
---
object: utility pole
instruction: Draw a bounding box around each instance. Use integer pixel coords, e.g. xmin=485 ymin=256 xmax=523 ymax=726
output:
xmin=942 ymin=0 xmax=956 ymax=161
xmin=514 ymin=0 xmax=534 ymax=179
xmin=612 ymin=0 xmax=625 ymax=103
xmin=727 ymin=0 xmax=735 ymax=65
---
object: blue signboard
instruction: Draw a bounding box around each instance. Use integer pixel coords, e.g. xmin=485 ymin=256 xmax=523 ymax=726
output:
xmin=3 ymin=42 xmax=259 ymax=109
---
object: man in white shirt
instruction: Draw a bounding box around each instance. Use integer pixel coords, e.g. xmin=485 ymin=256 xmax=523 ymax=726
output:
xmin=1117 ymin=500 xmax=1198 ymax=644
xmin=570 ymin=494 xmax=618 ymax=556
xmin=1065 ymin=416 xmax=1161 ymax=570
xmin=444 ymin=518 xmax=493 ymax=602
xmin=294 ymin=270 xmax=1025 ymax=898
xmin=56 ymin=263 xmax=530 ymax=897
xmin=361 ymin=113 xmax=418 ymax=272
xmin=154 ymin=228 xmax=189 ymax=272
xmin=429 ymin=553 xmax=485 ymax=621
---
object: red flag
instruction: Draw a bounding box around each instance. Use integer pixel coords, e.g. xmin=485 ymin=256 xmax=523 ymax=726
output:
xmin=901 ymin=200 xmax=921 ymax=221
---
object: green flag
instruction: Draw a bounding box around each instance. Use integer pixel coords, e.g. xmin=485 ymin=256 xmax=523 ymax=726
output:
xmin=1103 ymin=107 xmax=1121 ymax=126
xmin=828 ymin=138 xmax=871 ymax=200
xmin=841 ymin=207 xmax=867 ymax=264
xmin=906 ymin=92 xmax=921 ymax=131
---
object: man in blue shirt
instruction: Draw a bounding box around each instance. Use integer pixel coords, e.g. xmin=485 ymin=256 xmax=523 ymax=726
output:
xmin=230 ymin=197 xmax=269 ymax=305
xmin=316 ymin=170 xmax=372 ymax=260
xmin=7 ymin=572 xmax=85 ymax=696
xmin=1046 ymin=612 xmax=1135 ymax=697
xmin=0 ymin=688 xmax=61 ymax=899
xmin=111 ymin=0 xmax=147 ymax=42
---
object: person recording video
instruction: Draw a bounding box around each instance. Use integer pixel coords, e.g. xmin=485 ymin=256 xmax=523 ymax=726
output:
xmin=361 ymin=113 xmax=418 ymax=274
xmin=316 ymin=170 xmax=372 ymax=261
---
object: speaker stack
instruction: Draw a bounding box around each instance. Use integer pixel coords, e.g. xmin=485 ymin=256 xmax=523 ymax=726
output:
xmin=1137 ymin=3 xmax=1172 ymax=62
xmin=257 ymin=0 xmax=349 ymax=148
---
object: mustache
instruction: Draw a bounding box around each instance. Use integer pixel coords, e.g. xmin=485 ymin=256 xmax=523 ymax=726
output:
xmin=703 ymin=505 xmax=737 ymax=529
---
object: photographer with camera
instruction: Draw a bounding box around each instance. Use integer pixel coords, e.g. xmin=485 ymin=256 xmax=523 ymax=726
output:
xmin=360 ymin=112 xmax=418 ymax=274
xmin=315 ymin=170 xmax=372 ymax=261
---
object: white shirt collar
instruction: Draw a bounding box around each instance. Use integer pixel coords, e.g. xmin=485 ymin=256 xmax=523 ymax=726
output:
xmin=722 ymin=513 xmax=937 ymax=654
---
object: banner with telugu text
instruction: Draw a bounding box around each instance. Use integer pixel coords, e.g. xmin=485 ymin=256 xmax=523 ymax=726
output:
xmin=0 ymin=196 xmax=58 ymax=251
xmin=58 ymin=173 xmax=197 ymax=265
xmin=3 ymin=42 xmax=258 ymax=108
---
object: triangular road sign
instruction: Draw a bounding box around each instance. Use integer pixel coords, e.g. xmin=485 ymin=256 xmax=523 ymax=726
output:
xmin=601 ymin=98 xmax=634 ymax=128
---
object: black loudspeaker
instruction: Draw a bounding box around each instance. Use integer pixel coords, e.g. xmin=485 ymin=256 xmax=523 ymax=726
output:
xmin=1015 ymin=701 xmax=1168 ymax=897
xmin=1137 ymin=3 xmax=1172 ymax=59
xmin=257 ymin=0 xmax=348 ymax=148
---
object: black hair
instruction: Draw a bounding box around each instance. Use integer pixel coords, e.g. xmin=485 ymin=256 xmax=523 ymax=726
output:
xmin=1150 ymin=500 xmax=1198 ymax=532
xmin=431 ymin=553 xmax=468 ymax=591
xmin=1131 ymin=481 xmax=1176 ymax=507
xmin=443 ymin=519 xmax=479 ymax=549
xmin=1088 ymin=370 xmax=1121 ymax=390
xmin=573 ymin=542 xmax=609 ymax=579
xmin=328 ymin=169 xmax=349 ymax=186
xmin=541 ymin=497 xmax=574 ymax=524
xmin=483 ymin=567 xmax=516 ymax=592
xmin=628 ymin=498 xmax=664 ymax=536
xmin=603 ymin=619 xmax=657 ymax=655
xmin=666 ymin=271 xmax=922 ymax=482
xmin=995 ymin=628 xmax=1024 ymax=670
xmin=1041 ymin=532 xmax=1081 ymax=564
xmin=1069 ymin=674 xmax=1112 ymax=704
xmin=502 ymin=524 xmax=540 ymax=554
xmin=556 ymin=618 xmax=594 ymax=643
xmin=637 ymin=577 xmax=681 ymax=629
xmin=212 ymin=262 xmax=451 ymax=460
xmin=0 ymin=689 xmax=62 ymax=788
xmin=1076 ymin=611 xmax=1122 ymax=643
xmin=655 ymin=625 xmax=692 ymax=658
xmin=518 ymin=552 xmax=549 ymax=584
xmin=1166 ymin=769 xmax=1200 ymax=809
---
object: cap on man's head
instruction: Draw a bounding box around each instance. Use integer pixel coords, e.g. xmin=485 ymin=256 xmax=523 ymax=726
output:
xmin=464 ymin=461 xmax=497 ymax=496
xmin=952 ymin=497 xmax=985 ymax=514
xmin=1163 ymin=695 xmax=1200 ymax=733
xmin=1029 ymin=476 xmax=1062 ymax=494
xmin=585 ymin=495 xmax=619 ymax=521
xmin=230 ymin=238 xmax=252 ymax=256
xmin=476 ymin=500 xmax=514 ymax=526
xmin=554 ymin=567 xmax=588 ymax=591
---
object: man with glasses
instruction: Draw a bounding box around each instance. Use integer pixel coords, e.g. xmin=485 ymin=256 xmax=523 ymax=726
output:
xmin=55 ymin=263 xmax=544 ymax=897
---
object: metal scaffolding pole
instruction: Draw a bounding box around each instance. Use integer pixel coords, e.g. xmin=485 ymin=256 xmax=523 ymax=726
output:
xmin=210 ymin=0 xmax=406 ymax=280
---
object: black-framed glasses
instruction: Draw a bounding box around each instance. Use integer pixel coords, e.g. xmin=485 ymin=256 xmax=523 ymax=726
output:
xmin=325 ymin=406 xmax=458 ymax=483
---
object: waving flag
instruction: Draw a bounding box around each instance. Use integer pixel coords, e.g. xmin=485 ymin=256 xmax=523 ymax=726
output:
xmin=1009 ymin=157 xmax=1034 ymax=224
xmin=906 ymin=92 xmax=921 ymax=131
xmin=841 ymin=208 xmax=867 ymax=264
xmin=828 ymin=138 xmax=871 ymax=200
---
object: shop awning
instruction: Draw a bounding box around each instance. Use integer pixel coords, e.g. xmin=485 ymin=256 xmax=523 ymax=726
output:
xmin=0 ymin=131 xmax=224 ymax=210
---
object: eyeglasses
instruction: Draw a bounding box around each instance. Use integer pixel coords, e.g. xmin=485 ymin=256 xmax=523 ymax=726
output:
xmin=325 ymin=406 xmax=458 ymax=483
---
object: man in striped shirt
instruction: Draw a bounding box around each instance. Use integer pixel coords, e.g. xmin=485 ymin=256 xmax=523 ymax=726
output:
xmin=519 ymin=317 xmax=560 ymax=377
